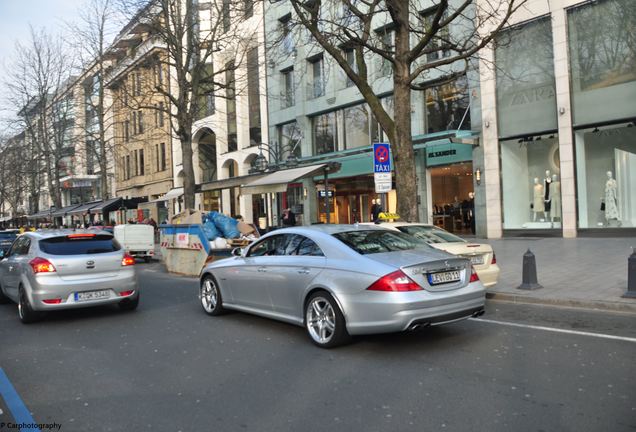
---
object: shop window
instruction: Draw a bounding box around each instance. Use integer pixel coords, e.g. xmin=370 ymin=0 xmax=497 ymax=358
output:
xmin=281 ymin=67 xmax=295 ymax=108
xmin=308 ymin=56 xmax=325 ymax=99
xmin=568 ymin=0 xmax=636 ymax=125
xmin=344 ymin=104 xmax=371 ymax=149
xmin=575 ymin=124 xmax=636 ymax=229
xmin=225 ymin=62 xmax=237 ymax=152
xmin=247 ymin=47 xmax=261 ymax=146
xmin=500 ymin=136 xmax=561 ymax=229
xmin=313 ymin=112 xmax=337 ymax=155
xmin=495 ymin=17 xmax=557 ymax=137
xmin=278 ymin=121 xmax=302 ymax=162
xmin=421 ymin=7 xmax=451 ymax=62
xmin=424 ymin=76 xmax=470 ymax=133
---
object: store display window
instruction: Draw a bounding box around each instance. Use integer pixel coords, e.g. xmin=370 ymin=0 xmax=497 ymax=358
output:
xmin=501 ymin=136 xmax=561 ymax=229
xmin=575 ymin=124 xmax=636 ymax=229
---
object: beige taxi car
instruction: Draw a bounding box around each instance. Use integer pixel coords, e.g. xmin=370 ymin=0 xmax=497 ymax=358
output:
xmin=363 ymin=222 xmax=500 ymax=287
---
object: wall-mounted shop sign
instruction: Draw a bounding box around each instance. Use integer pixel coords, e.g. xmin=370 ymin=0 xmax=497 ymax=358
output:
xmin=425 ymin=143 xmax=473 ymax=167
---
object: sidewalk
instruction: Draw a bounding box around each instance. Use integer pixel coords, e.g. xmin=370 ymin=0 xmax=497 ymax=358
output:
xmin=476 ymin=236 xmax=636 ymax=313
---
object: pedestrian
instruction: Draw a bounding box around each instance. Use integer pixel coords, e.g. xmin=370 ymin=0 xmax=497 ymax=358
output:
xmin=371 ymin=199 xmax=383 ymax=223
xmin=281 ymin=208 xmax=296 ymax=227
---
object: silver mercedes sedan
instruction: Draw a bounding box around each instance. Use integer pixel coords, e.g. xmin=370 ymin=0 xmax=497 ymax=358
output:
xmin=199 ymin=225 xmax=485 ymax=348
xmin=0 ymin=230 xmax=139 ymax=323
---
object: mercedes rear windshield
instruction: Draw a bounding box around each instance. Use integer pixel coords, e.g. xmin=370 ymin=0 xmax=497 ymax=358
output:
xmin=332 ymin=230 xmax=427 ymax=255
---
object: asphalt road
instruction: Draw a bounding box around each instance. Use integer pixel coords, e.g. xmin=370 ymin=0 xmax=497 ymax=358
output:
xmin=0 ymin=263 xmax=634 ymax=432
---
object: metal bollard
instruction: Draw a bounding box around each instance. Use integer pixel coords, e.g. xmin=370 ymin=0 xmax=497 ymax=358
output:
xmin=622 ymin=248 xmax=636 ymax=298
xmin=517 ymin=249 xmax=543 ymax=290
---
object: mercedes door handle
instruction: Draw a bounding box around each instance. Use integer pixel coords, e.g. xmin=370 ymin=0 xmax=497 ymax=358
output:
xmin=257 ymin=267 xmax=267 ymax=273
xmin=297 ymin=268 xmax=310 ymax=274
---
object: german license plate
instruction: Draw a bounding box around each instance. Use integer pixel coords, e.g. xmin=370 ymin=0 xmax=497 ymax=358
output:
xmin=470 ymin=255 xmax=484 ymax=265
xmin=75 ymin=290 xmax=110 ymax=301
xmin=428 ymin=270 xmax=461 ymax=285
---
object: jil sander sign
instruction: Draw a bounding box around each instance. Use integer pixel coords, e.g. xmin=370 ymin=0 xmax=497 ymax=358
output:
xmin=425 ymin=143 xmax=472 ymax=167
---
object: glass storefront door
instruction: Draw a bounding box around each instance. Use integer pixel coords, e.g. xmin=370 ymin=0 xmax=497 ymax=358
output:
xmin=430 ymin=162 xmax=474 ymax=234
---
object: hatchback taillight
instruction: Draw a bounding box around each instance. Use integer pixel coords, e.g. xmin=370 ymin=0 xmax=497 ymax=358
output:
xmin=491 ymin=253 xmax=497 ymax=264
xmin=367 ymin=270 xmax=422 ymax=292
xmin=469 ymin=266 xmax=479 ymax=283
xmin=30 ymin=257 xmax=56 ymax=274
xmin=121 ymin=254 xmax=135 ymax=266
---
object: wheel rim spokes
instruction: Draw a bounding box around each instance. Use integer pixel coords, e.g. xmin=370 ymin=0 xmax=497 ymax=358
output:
xmin=307 ymin=297 xmax=335 ymax=344
xmin=202 ymin=280 xmax=217 ymax=311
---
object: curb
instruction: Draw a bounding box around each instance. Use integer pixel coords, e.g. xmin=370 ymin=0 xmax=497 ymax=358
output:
xmin=486 ymin=291 xmax=636 ymax=314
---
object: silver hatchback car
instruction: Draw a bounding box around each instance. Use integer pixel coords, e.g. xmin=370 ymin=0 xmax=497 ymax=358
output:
xmin=0 ymin=230 xmax=139 ymax=323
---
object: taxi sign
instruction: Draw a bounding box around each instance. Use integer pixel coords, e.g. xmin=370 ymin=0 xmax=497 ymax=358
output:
xmin=373 ymin=143 xmax=391 ymax=173
xmin=378 ymin=212 xmax=400 ymax=220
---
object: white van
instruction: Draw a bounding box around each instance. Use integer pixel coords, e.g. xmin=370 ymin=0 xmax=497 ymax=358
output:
xmin=114 ymin=224 xmax=155 ymax=262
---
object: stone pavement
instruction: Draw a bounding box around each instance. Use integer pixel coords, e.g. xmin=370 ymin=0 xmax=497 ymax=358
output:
xmin=474 ymin=236 xmax=636 ymax=313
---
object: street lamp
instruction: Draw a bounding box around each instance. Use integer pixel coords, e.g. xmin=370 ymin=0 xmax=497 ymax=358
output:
xmin=251 ymin=141 xmax=301 ymax=173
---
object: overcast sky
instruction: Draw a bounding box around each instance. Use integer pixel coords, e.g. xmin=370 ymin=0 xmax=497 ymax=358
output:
xmin=0 ymin=0 xmax=86 ymax=125
xmin=0 ymin=0 xmax=86 ymax=65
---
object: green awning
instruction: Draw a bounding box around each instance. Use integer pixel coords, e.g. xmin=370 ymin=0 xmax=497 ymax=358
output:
xmin=313 ymin=152 xmax=375 ymax=181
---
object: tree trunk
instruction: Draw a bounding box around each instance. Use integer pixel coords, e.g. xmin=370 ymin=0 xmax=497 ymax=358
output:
xmin=390 ymin=1 xmax=418 ymax=222
xmin=180 ymin=128 xmax=196 ymax=210
xmin=392 ymin=78 xmax=419 ymax=222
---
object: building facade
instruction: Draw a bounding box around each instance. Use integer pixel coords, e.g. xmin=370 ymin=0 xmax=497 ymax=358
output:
xmin=264 ymin=0 xmax=481 ymax=231
xmin=475 ymin=0 xmax=635 ymax=237
xmin=190 ymin=0 xmax=270 ymax=225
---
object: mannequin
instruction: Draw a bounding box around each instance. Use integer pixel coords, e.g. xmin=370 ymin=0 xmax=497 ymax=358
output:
xmin=532 ymin=177 xmax=545 ymax=221
xmin=605 ymin=171 xmax=620 ymax=224
xmin=543 ymin=170 xmax=552 ymax=217
xmin=551 ymin=174 xmax=561 ymax=222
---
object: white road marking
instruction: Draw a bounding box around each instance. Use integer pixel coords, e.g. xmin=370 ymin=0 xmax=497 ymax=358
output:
xmin=471 ymin=318 xmax=636 ymax=343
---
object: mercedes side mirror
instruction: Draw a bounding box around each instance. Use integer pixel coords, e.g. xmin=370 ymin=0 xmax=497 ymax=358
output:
xmin=231 ymin=247 xmax=242 ymax=257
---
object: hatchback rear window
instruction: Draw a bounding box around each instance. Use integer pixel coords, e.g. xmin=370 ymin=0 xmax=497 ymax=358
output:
xmin=332 ymin=230 xmax=426 ymax=255
xmin=39 ymin=234 xmax=121 ymax=255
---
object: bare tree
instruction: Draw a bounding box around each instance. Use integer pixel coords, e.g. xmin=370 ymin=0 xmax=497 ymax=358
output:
xmin=117 ymin=0 xmax=257 ymax=209
xmin=0 ymin=133 xmax=29 ymax=220
xmin=4 ymin=27 xmax=74 ymax=211
xmin=67 ymin=0 xmax=121 ymax=201
xmin=283 ymin=0 xmax=525 ymax=221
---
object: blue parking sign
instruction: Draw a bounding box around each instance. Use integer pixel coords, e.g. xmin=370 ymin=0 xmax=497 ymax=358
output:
xmin=373 ymin=143 xmax=391 ymax=173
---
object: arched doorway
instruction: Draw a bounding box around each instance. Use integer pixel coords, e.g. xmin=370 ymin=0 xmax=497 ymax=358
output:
xmin=195 ymin=128 xmax=220 ymax=212
xmin=196 ymin=129 xmax=217 ymax=183
xmin=243 ymin=153 xmax=264 ymax=226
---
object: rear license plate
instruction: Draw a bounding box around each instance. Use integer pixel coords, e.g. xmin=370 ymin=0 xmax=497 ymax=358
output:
xmin=469 ymin=255 xmax=484 ymax=265
xmin=428 ymin=270 xmax=461 ymax=285
xmin=75 ymin=290 xmax=110 ymax=302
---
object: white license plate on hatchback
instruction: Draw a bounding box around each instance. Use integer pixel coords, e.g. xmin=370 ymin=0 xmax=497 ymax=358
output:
xmin=469 ymin=255 xmax=484 ymax=265
xmin=75 ymin=290 xmax=110 ymax=302
xmin=428 ymin=270 xmax=461 ymax=285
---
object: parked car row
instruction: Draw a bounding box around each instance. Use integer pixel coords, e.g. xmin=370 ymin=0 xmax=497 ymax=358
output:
xmin=0 ymin=223 xmax=499 ymax=348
